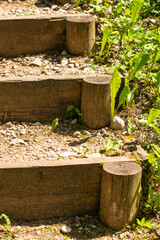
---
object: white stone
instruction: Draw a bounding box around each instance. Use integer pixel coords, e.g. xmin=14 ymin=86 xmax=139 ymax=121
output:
xmin=10 ymin=139 xmax=27 ymax=146
xmin=61 ymin=58 xmax=68 ymax=66
xmin=60 ymin=226 xmax=72 ymax=234
xmin=30 ymin=58 xmax=42 ymax=67
xmin=51 ymin=5 xmax=59 ymax=11
xmin=110 ymin=116 xmax=125 ymax=130
xmin=73 ymin=131 xmax=81 ymax=138
xmin=68 ymin=64 xmax=74 ymax=68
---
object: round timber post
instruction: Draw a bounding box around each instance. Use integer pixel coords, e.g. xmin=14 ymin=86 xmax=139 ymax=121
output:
xmin=66 ymin=15 xmax=95 ymax=56
xmin=99 ymin=162 xmax=142 ymax=229
xmin=81 ymin=76 xmax=112 ymax=129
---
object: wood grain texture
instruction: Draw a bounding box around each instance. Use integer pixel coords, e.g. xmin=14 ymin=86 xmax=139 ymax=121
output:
xmin=0 ymin=76 xmax=82 ymax=121
xmin=0 ymin=16 xmax=65 ymax=57
xmin=66 ymin=15 xmax=95 ymax=55
xmin=81 ymin=76 xmax=112 ymax=129
xmin=100 ymin=162 xmax=142 ymax=229
xmin=0 ymin=159 xmax=102 ymax=220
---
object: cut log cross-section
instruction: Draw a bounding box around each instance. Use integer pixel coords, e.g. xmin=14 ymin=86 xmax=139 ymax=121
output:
xmin=81 ymin=76 xmax=112 ymax=129
xmin=66 ymin=15 xmax=95 ymax=55
xmin=99 ymin=162 xmax=142 ymax=229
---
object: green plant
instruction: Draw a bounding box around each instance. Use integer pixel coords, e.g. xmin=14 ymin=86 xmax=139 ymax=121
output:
xmin=0 ymin=214 xmax=20 ymax=239
xmin=51 ymin=118 xmax=59 ymax=131
xmin=105 ymin=137 xmax=119 ymax=154
xmin=139 ymin=108 xmax=160 ymax=145
xmin=109 ymin=68 xmax=121 ymax=118
xmin=136 ymin=217 xmax=153 ymax=229
xmin=65 ymin=105 xmax=82 ymax=120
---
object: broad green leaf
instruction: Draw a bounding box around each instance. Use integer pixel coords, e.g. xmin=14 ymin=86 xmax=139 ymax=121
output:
xmin=148 ymin=47 xmax=160 ymax=75
xmin=148 ymin=153 xmax=155 ymax=165
xmin=136 ymin=218 xmax=141 ymax=226
xmin=118 ymin=85 xmax=130 ymax=110
xmin=112 ymin=141 xmax=119 ymax=150
xmin=106 ymin=137 xmax=112 ymax=153
xmin=130 ymin=52 xmax=149 ymax=80
xmin=146 ymin=108 xmax=160 ymax=127
xmin=141 ymin=218 xmax=145 ymax=225
xmin=0 ymin=214 xmax=11 ymax=231
xmin=125 ymin=8 xmax=130 ymax=16
xmin=117 ymin=3 xmax=123 ymax=14
xmin=155 ymin=48 xmax=160 ymax=63
xmin=110 ymin=68 xmax=121 ymax=118
xmin=66 ymin=105 xmax=73 ymax=113
xmin=151 ymin=144 xmax=160 ymax=158
xmin=101 ymin=27 xmax=112 ymax=54
xmin=51 ymin=118 xmax=58 ymax=131
xmin=89 ymin=4 xmax=101 ymax=12
xmin=125 ymin=75 xmax=129 ymax=87
xmin=152 ymin=124 xmax=160 ymax=136
xmin=158 ymin=158 xmax=160 ymax=184
xmin=154 ymin=190 xmax=160 ymax=208
xmin=156 ymin=71 xmax=160 ymax=95
xmin=144 ymin=220 xmax=153 ymax=228
xmin=130 ymin=0 xmax=142 ymax=26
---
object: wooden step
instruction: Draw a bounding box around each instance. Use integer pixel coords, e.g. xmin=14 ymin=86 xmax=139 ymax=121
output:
xmin=0 ymin=14 xmax=95 ymax=57
xmin=0 ymin=156 xmax=132 ymax=220
xmin=0 ymin=75 xmax=112 ymax=129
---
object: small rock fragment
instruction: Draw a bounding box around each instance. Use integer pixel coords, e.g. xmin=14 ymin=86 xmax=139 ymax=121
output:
xmin=56 ymin=68 xmax=62 ymax=73
xmin=61 ymin=58 xmax=68 ymax=66
xmin=51 ymin=5 xmax=59 ymax=10
xmin=6 ymin=122 xmax=12 ymax=127
xmin=103 ymin=132 xmax=110 ymax=137
xmin=60 ymin=225 xmax=72 ymax=234
xmin=30 ymin=58 xmax=42 ymax=67
xmin=70 ymin=118 xmax=77 ymax=125
xmin=10 ymin=139 xmax=27 ymax=146
xmin=68 ymin=63 xmax=74 ymax=68
xmin=73 ymin=131 xmax=81 ymax=138
xmin=110 ymin=116 xmax=125 ymax=130
xmin=61 ymin=50 xmax=67 ymax=56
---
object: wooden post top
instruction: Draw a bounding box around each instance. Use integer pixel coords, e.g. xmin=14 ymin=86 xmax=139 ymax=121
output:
xmin=103 ymin=162 xmax=142 ymax=175
xmin=67 ymin=15 xmax=95 ymax=22
xmin=83 ymin=76 xmax=112 ymax=85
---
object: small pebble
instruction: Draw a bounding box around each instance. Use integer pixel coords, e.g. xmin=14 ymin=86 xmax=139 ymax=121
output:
xmin=60 ymin=226 xmax=72 ymax=234
xmin=61 ymin=50 xmax=67 ymax=56
xmin=73 ymin=131 xmax=81 ymax=138
xmin=103 ymin=132 xmax=110 ymax=137
xmin=56 ymin=68 xmax=62 ymax=73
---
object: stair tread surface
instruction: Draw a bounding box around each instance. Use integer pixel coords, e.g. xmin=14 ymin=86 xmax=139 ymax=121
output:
xmin=0 ymin=0 xmax=77 ymax=17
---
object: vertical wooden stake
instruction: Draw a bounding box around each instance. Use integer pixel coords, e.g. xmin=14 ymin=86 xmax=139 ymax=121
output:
xmin=66 ymin=15 xmax=95 ymax=56
xmin=100 ymin=162 xmax=142 ymax=229
xmin=81 ymin=76 xmax=111 ymax=129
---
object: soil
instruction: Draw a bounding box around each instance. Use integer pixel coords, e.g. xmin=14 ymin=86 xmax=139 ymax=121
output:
xmin=0 ymin=1 xmax=159 ymax=239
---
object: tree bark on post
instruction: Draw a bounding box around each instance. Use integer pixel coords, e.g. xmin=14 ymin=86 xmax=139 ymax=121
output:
xmin=99 ymin=162 xmax=142 ymax=229
xmin=66 ymin=15 xmax=95 ymax=56
xmin=81 ymin=76 xmax=111 ymax=129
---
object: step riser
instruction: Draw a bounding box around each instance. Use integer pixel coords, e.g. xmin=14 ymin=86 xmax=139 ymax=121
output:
xmin=0 ymin=76 xmax=82 ymax=121
xmin=0 ymin=15 xmax=95 ymax=57
xmin=0 ymin=157 xmax=130 ymax=220
xmin=0 ymin=17 xmax=65 ymax=57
